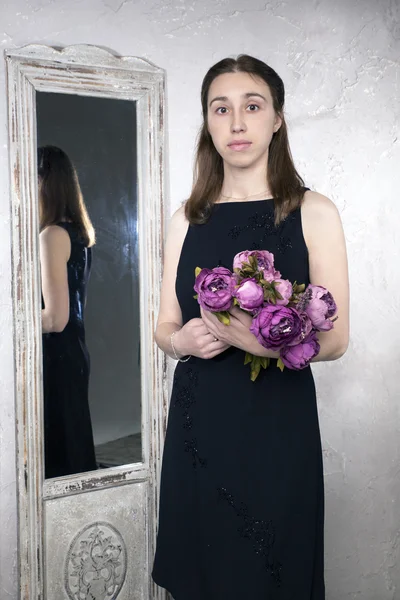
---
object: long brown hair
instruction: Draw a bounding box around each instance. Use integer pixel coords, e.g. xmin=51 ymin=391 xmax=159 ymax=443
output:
xmin=38 ymin=145 xmax=95 ymax=247
xmin=185 ymin=54 xmax=305 ymax=226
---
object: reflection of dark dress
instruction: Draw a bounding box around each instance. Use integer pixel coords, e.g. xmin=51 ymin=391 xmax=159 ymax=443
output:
xmin=42 ymin=222 xmax=97 ymax=479
xmin=152 ymin=200 xmax=325 ymax=599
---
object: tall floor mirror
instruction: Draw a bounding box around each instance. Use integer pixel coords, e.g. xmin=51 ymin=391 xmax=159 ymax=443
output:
xmin=6 ymin=45 xmax=168 ymax=600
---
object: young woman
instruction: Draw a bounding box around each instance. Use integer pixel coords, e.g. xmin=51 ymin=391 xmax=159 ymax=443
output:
xmin=152 ymin=55 xmax=349 ymax=599
xmin=39 ymin=145 xmax=98 ymax=479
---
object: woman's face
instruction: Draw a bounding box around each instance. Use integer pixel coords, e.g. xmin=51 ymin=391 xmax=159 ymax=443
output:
xmin=207 ymin=71 xmax=282 ymax=170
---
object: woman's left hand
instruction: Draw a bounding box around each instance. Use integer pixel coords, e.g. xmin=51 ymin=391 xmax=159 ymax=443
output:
xmin=200 ymin=306 xmax=258 ymax=354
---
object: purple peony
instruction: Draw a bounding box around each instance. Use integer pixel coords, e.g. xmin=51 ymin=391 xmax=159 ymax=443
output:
xmin=250 ymin=305 xmax=303 ymax=350
xmin=274 ymin=279 xmax=293 ymax=306
xmin=233 ymin=250 xmax=272 ymax=271
xmin=262 ymin=267 xmax=282 ymax=283
xmin=234 ymin=278 xmax=264 ymax=312
xmin=297 ymin=285 xmax=337 ymax=332
xmin=286 ymin=312 xmax=313 ymax=346
xmin=233 ymin=250 xmax=281 ymax=281
xmin=281 ymin=330 xmax=320 ymax=370
xmin=194 ymin=267 xmax=235 ymax=312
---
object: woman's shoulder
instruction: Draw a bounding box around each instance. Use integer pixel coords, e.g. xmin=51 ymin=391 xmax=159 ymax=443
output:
xmin=301 ymin=190 xmax=343 ymax=248
xmin=163 ymin=204 xmax=190 ymax=265
xmin=39 ymin=225 xmax=71 ymax=261
xmin=168 ymin=203 xmax=190 ymax=238
xmin=171 ymin=203 xmax=188 ymax=225
xmin=301 ymin=190 xmax=339 ymax=220
xmin=40 ymin=224 xmax=71 ymax=244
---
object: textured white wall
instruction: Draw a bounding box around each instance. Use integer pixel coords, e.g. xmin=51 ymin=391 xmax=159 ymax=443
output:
xmin=1 ymin=0 xmax=399 ymax=598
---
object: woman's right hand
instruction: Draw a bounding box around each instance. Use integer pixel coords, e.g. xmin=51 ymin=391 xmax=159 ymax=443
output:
xmin=173 ymin=318 xmax=230 ymax=360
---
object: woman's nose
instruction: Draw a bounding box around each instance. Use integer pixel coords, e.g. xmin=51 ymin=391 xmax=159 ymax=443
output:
xmin=230 ymin=110 xmax=247 ymax=133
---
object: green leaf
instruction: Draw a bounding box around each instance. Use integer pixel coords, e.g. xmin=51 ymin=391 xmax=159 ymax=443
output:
xmin=195 ymin=267 xmax=202 ymax=277
xmin=249 ymin=255 xmax=258 ymax=269
xmin=250 ymin=359 xmax=261 ymax=382
xmin=233 ymin=297 xmax=239 ymax=306
xmin=215 ymin=311 xmax=230 ymax=325
xmin=275 ymin=290 xmax=283 ymax=300
xmin=193 ymin=294 xmax=198 ymax=300
xmin=260 ymin=356 xmax=270 ymax=369
xmin=293 ymin=282 xmax=306 ymax=293
xmin=244 ymin=352 xmax=253 ymax=365
xmin=277 ymin=357 xmax=285 ymax=372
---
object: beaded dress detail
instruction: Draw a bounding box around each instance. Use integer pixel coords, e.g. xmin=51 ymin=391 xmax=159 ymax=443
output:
xmin=152 ymin=199 xmax=325 ymax=600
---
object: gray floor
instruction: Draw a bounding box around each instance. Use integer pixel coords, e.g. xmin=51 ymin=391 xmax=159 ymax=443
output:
xmin=95 ymin=432 xmax=142 ymax=467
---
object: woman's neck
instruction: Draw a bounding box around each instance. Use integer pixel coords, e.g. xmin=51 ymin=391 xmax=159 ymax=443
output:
xmin=220 ymin=162 xmax=271 ymax=201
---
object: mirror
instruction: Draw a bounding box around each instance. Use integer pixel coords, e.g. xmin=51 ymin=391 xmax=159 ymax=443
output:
xmin=6 ymin=45 xmax=167 ymax=599
xmin=37 ymin=92 xmax=141 ymax=478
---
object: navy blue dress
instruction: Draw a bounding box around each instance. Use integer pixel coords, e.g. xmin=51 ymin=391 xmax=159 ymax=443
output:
xmin=42 ymin=222 xmax=97 ymax=479
xmin=152 ymin=200 xmax=325 ymax=599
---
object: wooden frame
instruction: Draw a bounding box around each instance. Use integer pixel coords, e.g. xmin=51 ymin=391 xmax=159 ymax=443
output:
xmin=5 ymin=44 xmax=168 ymax=599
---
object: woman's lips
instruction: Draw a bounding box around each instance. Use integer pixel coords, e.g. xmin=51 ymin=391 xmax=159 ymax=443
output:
xmin=228 ymin=142 xmax=252 ymax=152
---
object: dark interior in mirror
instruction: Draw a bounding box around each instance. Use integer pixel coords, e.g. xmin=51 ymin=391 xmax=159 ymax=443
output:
xmin=37 ymin=92 xmax=141 ymax=478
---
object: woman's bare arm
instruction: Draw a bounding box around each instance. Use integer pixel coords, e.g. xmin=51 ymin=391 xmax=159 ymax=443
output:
xmin=301 ymin=191 xmax=350 ymax=361
xmin=155 ymin=205 xmax=230 ymax=360
xmin=155 ymin=205 xmax=188 ymax=357
xmin=40 ymin=225 xmax=71 ymax=333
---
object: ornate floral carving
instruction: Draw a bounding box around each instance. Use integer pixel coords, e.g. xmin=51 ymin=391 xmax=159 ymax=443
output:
xmin=65 ymin=522 xmax=127 ymax=600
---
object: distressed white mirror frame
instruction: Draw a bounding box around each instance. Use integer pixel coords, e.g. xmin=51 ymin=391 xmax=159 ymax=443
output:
xmin=5 ymin=44 xmax=168 ymax=599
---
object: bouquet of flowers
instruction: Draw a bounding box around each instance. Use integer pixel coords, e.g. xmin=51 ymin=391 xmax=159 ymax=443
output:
xmin=193 ymin=250 xmax=337 ymax=381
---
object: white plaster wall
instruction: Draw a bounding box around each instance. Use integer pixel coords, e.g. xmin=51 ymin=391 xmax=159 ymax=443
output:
xmin=1 ymin=0 xmax=399 ymax=598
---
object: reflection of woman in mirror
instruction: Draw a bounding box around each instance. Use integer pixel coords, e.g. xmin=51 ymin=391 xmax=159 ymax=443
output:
xmin=152 ymin=56 xmax=349 ymax=598
xmin=39 ymin=145 xmax=97 ymax=479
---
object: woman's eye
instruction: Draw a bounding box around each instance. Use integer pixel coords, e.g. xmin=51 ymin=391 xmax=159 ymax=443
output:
xmin=247 ymin=104 xmax=259 ymax=111
xmin=216 ymin=106 xmax=228 ymax=114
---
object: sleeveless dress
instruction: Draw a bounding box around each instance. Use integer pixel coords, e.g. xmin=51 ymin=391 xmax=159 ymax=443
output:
xmin=42 ymin=222 xmax=97 ymax=479
xmin=152 ymin=199 xmax=325 ymax=600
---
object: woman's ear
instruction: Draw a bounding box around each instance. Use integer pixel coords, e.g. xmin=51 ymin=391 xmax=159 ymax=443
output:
xmin=273 ymin=113 xmax=283 ymax=133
